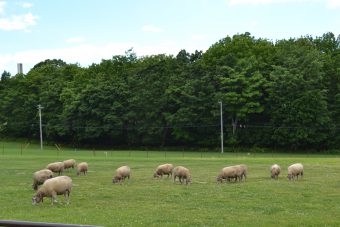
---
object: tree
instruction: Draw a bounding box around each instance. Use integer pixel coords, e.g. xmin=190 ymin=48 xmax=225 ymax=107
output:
xmin=268 ymin=38 xmax=332 ymax=148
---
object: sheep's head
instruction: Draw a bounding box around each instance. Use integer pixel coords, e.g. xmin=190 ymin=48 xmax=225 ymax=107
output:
xmin=287 ymin=174 xmax=293 ymax=180
xmin=216 ymin=175 xmax=223 ymax=183
xmin=153 ymin=173 xmax=160 ymax=178
xmin=186 ymin=176 xmax=192 ymax=184
xmin=32 ymin=192 xmax=43 ymax=205
xmin=112 ymin=177 xmax=120 ymax=183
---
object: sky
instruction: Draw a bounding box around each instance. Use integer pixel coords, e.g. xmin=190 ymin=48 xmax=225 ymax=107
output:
xmin=1 ymin=0 xmax=340 ymax=75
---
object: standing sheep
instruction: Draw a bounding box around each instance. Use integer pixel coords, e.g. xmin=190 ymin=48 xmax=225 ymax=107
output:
xmin=112 ymin=166 xmax=131 ymax=183
xmin=271 ymin=164 xmax=281 ymax=179
xmin=63 ymin=159 xmax=76 ymax=170
xmin=217 ymin=165 xmax=247 ymax=183
xmin=46 ymin=162 xmax=64 ymax=175
xmin=153 ymin=163 xmax=174 ymax=178
xmin=32 ymin=169 xmax=53 ymax=190
xmin=216 ymin=166 xmax=238 ymax=183
xmin=76 ymin=162 xmax=88 ymax=176
xmin=32 ymin=176 xmax=72 ymax=205
xmin=287 ymin=163 xmax=304 ymax=180
xmin=173 ymin=166 xmax=191 ymax=185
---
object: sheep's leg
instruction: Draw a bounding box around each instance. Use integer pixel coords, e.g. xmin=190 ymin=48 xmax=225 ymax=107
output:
xmin=51 ymin=192 xmax=57 ymax=205
xmin=64 ymin=190 xmax=70 ymax=205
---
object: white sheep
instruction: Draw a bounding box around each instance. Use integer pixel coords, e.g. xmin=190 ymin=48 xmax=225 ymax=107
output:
xmin=76 ymin=162 xmax=88 ymax=176
xmin=153 ymin=163 xmax=174 ymax=178
xmin=216 ymin=166 xmax=238 ymax=183
xmin=63 ymin=159 xmax=76 ymax=170
xmin=270 ymin=164 xmax=281 ymax=179
xmin=173 ymin=166 xmax=191 ymax=185
xmin=32 ymin=176 xmax=72 ymax=205
xmin=287 ymin=163 xmax=304 ymax=180
xmin=32 ymin=169 xmax=53 ymax=190
xmin=217 ymin=165 xmax=247 ymax=183
xmin=46 ymin=162 xmax=64 ymax=175
xmin=112 ymin=165 xmax=131 ymax=183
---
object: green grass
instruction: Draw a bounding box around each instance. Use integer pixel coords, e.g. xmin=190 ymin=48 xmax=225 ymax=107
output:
xmin=0 ymin=142 xmax=340 ymax=226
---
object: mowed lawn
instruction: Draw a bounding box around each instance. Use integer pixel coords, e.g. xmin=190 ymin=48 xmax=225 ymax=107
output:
xmin=0 ymin=142 xmax=340 ymax=226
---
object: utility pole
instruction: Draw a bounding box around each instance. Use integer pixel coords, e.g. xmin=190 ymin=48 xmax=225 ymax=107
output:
xmin=218 ymin=101 xmax=224 ymax=153
xmin=37 ymin=104 xmax=43 ymax=150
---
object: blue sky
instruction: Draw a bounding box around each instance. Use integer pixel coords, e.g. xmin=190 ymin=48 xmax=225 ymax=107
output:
xmin=1 ymin=0 xmax=340 ymax=75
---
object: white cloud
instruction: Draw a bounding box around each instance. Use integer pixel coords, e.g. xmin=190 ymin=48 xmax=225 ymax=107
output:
xmin=326 ymin=0 xmax=340 ymax=8
xmin=66 ymin=37 xmax=85 ymax=43
xmin=0 ymin=12 xmax=38 ymax=31
xmin=22 ymin=2 xmax=33 ymax=8
xmin=141 ymin=25 xmax=164 ymax=33
xmin=0 ymin=1 xmax=6 ymax=14
xmin=191 ymin=35 xmax=207 ymax=41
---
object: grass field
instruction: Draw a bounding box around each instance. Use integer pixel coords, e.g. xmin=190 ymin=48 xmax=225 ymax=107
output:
xmin=0 ymin=142 xmax=340 ymax=226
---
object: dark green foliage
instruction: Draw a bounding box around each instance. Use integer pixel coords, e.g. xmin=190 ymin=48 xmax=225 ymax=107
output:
xmin=0 ymin=33 xmax=339 ymax=149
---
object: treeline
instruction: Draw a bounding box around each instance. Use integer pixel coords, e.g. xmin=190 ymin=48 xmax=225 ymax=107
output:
xmin=0 ymin=32 xmax=339 ymax=150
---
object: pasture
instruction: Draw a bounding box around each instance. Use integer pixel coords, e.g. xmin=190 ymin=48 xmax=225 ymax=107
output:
xmin=0 ymin=142 xmax=340 ymax=226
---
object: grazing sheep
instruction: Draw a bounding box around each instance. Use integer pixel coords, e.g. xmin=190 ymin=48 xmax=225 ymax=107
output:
xmin=153 ymin=163 xmax=174 ymax=178
xmin=271 ymin=164 xmax=281 ymax=179
xmin=217 ymin=165 xmax=247 ymax=183
xmin=32 ymin=176 xmax=72 ymax=205
xmin=216 ymin=166 xmax=238 ymax=183
xmin=112 ymin=166 xmax=131 ymax=183
xmin=32 ymin=169 xmax=53 ymax=191
xmin=46 ymin=162 xmax=64 ymax=175
xmin=63 ymin=159 xmax=76 ymax=170
xmin=287 ymin=163 xmax=304 ymax=180
xmin=173 ymin=166 xmax=191 ymax=185
xmin=76 ymin=162 xmax=88 ymax=176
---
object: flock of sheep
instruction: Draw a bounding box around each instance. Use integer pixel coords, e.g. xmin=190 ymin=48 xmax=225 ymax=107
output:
xmin=31 ymin=159 xmax=304 ymax=205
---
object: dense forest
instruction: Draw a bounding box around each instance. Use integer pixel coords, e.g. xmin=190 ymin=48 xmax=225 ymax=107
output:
xmin=0 ymin=33 xmax=339 ymax=150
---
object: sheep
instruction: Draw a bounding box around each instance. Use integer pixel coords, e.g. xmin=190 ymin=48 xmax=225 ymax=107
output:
xmin=112 ymin=165 xmax=131 ymax=183
xmin=153 ymin=163 xmax=174 ymax=178
xmin=216 ymin=165 xmax=247 ymax=183
xmin=76 ymin=162 xmax=88 ymax=176
xmin=46 ymin=162 xmax=64 ymax=175
xmin=173 ymin=166 xmax=191 ymax=185
xmin=287 ymin=163 xmax=304 ymax=180
xmin=32 ymin=176 xmax=72 ymax=205
xmin=63 ymin=159 xmax=76 ymax=170
xmin=216 ymin=166 xmax=238 ymax=183
xmin=32 ymin=169 xmax=53 ymax=191
xmin=271 ymin=164 xmax=281 ymax=179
